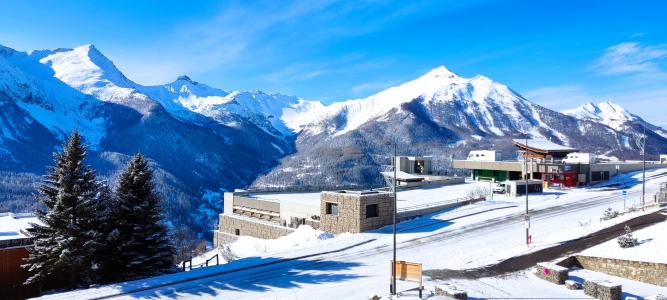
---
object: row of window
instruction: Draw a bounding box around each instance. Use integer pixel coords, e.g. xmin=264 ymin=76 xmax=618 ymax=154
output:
xmin=325 ymin=202 xmax=379 ymax=218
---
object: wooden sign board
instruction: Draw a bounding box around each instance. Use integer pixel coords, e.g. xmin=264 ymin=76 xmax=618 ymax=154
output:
xmin=391 ymin=260 xmax=423 ymax=297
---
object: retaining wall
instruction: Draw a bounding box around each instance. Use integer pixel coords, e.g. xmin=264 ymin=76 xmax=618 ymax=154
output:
xmin=216 ymin=214 xmax=295 ymax=245
xmin=568 ymin=255 xmax=667 ymax=287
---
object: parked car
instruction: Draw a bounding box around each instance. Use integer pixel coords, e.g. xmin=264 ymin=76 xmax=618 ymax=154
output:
xmin=493 ymin=183 xmax=506 ymax=194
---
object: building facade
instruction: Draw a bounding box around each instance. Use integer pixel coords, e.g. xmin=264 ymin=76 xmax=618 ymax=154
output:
xmin=214 ymin=190 xmax=395 ymax=246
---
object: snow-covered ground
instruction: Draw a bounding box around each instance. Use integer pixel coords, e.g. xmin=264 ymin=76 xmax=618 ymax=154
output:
xmin=248 ymin=180 xmax=489 ymax=209
xmin=581 ymin=218 xmax=667 ymax=264
xmin=37 ymin=168 xmax=667 ymax=299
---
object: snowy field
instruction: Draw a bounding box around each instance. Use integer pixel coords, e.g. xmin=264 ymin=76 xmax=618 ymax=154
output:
xmin=38 ymin=168 xmax=667 ymax=299
xmin=581 ymin=218 xmax=667 ymax=264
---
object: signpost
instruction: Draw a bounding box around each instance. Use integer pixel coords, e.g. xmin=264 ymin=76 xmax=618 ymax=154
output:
xmin=391 ymin=260 xmax=424 ymax=298
xmin=622 ymin=190 xmax=627 ymax=210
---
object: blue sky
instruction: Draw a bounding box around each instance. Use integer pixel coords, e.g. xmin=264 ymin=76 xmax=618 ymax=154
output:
xmin=1 ymin=0 xmax=667 ymax=125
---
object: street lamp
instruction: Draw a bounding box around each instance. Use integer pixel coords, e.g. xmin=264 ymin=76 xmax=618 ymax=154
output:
xmin=385 ymin=140 xmax=398 ymax=295
xmin=641 ymin=123 xmax=647 ymax=210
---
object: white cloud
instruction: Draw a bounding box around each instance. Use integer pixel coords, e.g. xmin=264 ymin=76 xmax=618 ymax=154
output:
xmin=590 ymin=42 xmax=667 ymax=75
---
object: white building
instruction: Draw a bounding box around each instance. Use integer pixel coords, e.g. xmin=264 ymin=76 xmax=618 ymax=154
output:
xmin=466 ymin=150 xmax=501 ymax=162
xmin=661 ymin=154 xmax=667 ymax=164
xmin=563 ymin=152 xmax=597 ymax=164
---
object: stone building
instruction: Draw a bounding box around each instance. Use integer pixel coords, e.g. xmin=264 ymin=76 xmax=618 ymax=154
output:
xmin=319 ymin=190 xmax=394 ymax=234
xmin=214 ymin=189 xmax=395 ymax=246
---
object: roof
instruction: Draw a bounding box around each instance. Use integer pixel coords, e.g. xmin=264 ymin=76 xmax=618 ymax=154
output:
xmin=512 ymin=139 xmax=577 ymax=153
xmin=0 ymin=212 xmax=39 ymax=242
xmin=380 ymin=171 xmax=424 ymax=181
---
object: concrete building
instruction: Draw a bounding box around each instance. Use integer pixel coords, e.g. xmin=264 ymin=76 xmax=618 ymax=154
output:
xmin=381 ymin=156 xmax=465 ymax=188
xmin=657 ymin=182 xmax=667 ymax=206
xmin=497 ymin=180 xmax=544 ymax=197
xmin=563 ymin=152 xmax=597 ymax=164
xmin=466 ymin=150 xmax=501 ymax=162
xmin=214 ymin=190 xmax=395 ymax=246
xmin=394 ymin=156 xmax=432 ymax=174
xmin=454 ymin=139 xmax=665 ymax=188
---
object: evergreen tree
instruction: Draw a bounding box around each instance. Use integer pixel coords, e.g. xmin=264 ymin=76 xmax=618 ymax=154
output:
xmin=91 ymin=182 xmax=120 ymax=282
xmin=111 ymin=153 xmax=175 ymax=280
xmin=24 ymin=131 xmax=102 ymax=289
xmin=617 ymin=224 xmax=638 ymax=248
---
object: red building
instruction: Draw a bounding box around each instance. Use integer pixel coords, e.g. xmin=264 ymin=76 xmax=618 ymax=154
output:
xmin=0 ymin=213 xmax=39 ymax=299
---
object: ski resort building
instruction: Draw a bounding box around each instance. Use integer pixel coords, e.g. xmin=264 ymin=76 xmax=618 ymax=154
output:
xmin=453 ymin=139 xmax=667 ymax=188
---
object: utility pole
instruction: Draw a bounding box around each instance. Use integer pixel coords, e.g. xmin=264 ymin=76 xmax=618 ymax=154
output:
xmin=525 ymin=136 xmax=530 ymax=246
xmin=386 ymin=140 xmax=398 ymax=295
xmin=641 ymin=124 xmax=647 ymax=211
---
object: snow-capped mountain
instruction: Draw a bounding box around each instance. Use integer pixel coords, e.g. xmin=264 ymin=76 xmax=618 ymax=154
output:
xmin=2 ymin=43 xmax=666 ymax=230
xmin=563 ymin=101 xmax=667 ymax=139
xmin=288 ymin=66 xmax=562 ymax=139
xmin=139 ymin=77 xmax=303 ymax=139
xmin=252 ymin=68 xmax=667 ymax=188
xmin=0 ymin=44 xmax=294 ymax=234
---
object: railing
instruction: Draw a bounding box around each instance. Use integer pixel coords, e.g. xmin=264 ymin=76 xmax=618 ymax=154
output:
xmin=205 ymin=254 xmax=219 ymax=267
xmin=181 ymin=253 xmax=221 ymax=272
xmin=182 ymin=258 xmax=192 ymax=272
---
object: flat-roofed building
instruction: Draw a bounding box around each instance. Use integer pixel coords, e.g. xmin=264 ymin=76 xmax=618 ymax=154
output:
xmin=0 ymin=213 xmax=40 ymax=299
xmin=454 ymin=139 xmax=665 ymax=188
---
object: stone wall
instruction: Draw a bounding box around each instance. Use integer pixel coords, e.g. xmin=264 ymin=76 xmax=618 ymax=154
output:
xmin=319 ymin=191 xmax=394 ymax=234
xmin=584 ymin=280 xmax=621 ymax=300
xmin=574 ymin=255 xmax=667 ymax=287
xmin=216 ymin=214 xmax=294 ymax=245
xmin=534 ymin=262 xmax=568 ymax=284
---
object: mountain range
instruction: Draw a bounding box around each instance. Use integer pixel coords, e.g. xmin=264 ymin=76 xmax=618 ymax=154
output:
xmin=1 ymin=44 xmax=666 ymax=235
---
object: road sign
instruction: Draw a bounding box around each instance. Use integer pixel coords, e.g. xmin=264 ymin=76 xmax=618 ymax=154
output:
xmin=622 ymin=190 xmax=628 ymax=196
xmin=391 ymin=260 xmax=424 ymax=297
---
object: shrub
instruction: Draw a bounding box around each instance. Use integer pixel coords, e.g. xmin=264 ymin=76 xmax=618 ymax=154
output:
xmin=601 ymin=207 xmax=619 ymax=221
xmin=617 ymin=225 xmax=638 ymax=248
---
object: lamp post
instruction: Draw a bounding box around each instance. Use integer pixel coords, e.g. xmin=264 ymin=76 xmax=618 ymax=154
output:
xmin=385 ymin=140 xmax=398 ymax=295
xmin=641 ymin=124 xmax=647 ymax=211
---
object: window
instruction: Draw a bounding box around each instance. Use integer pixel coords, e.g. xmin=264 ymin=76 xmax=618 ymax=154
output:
xmin=366 ymin=204 xmax=378 ymax=218
xmin=326 ymin=202 xmax=339 ymax=215
xmin=234 ymin=229 xmax=240 ymax=236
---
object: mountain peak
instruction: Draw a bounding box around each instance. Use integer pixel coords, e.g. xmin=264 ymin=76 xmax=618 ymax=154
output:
xmin=422 ymin=66 xmax=458 ymax=78
xmin=176 ymin=75 xmax=197 ymax=84
xmin=563 ymin=101 xmax=637 ymax=131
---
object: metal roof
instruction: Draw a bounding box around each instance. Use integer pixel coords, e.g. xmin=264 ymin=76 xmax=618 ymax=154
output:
xmin=512 ymin=139 xmax=577 ymax=152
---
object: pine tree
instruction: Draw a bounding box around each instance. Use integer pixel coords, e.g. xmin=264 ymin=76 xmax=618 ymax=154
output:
xmin=91 ymin=182 xmax=120 ymax=282
xmin=110 ymin=153 xmax=175 ymax=280
xmin=24 ymin=131 xmax=102 ymax=289
xmin=617 ymin=224 xmax=638 ymax=248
